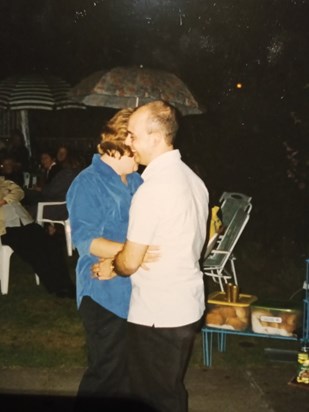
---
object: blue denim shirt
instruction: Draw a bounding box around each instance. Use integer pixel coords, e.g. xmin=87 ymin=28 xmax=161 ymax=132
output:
xmin=66 ymin=154 xmax=143 ymax=317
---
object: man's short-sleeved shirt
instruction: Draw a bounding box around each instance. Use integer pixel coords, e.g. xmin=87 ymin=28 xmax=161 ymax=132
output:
xmin=127 ymin=150 xmax=209 ymax=327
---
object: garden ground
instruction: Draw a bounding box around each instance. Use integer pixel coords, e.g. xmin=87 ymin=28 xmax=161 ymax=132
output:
xmin=0 ymin=228 xmax=308 ymax=411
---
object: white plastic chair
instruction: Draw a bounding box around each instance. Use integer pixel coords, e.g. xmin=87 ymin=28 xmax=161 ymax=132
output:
xmin=0 ymin=237 xmax=40 ymax=295
xmin=36 ymin=201 xmax=74 ymax=257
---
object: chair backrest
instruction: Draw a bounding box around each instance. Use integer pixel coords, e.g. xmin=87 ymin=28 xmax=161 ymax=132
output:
xmin=219 ymin=192 xmax=252 ymax=228
xmin=203 ymin=207 xmax=250 ymax=268
xmin=36 ymin=201 xmax=68 ymax=225
xmin=36 ymin=201 xmax=73 ymax=256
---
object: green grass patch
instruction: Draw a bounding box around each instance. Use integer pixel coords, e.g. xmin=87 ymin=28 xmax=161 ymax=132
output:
xmin=0 ymin=238 xmax=307 ymax=369
xmin=0 ymin=252 xmax=86 ymax=368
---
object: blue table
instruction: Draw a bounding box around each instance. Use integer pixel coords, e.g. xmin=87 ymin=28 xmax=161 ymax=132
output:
xmin=201 ymin=326 xmax=299 ymax=367
xmin=202 ymin=259 xmax=309 ymax=367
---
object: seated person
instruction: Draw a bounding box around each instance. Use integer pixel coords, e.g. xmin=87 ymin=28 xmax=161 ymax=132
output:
xmin=0 ymin=177 xmax=75 ymax=298
xmin=22 ymin=149 xmax=62 ymax=207
xmin=24 ymin=153 xmax=83 ymax=221
xmin=0 ymin=156 xmax=24 ymax=187
xmin=56 ymin=144 xmax=70 ymax=167
xmin=40 ymin=149 xmax=62 ymax=185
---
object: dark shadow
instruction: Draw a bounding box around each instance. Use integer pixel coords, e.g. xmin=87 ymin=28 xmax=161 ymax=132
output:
xmin=0 ymin=393 xmax=159 ymax=412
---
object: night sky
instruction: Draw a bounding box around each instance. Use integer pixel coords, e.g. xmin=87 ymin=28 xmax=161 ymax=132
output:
xmin=0 ymin=0 xmax=308 ymax=245
xmin=0 ymin=0 xmax=308 ymax=109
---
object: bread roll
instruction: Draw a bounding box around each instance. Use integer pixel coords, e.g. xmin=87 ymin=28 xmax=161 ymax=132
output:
xmin=206 ymin=312 xmax=224 ymax=326
xmin=219 ymin=306 xmax=236 ymax=319
xmin=235 ymin=307 xmax=248 ymax=321
xmin=225 ymin=316 xmax=247 ymax=330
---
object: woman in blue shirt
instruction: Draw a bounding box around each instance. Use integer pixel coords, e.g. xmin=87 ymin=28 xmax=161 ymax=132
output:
xmin=66 ymin=109 xmax=143 ymax=402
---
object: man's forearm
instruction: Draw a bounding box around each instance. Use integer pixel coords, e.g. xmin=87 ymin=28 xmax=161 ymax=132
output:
xmin=113 ymin=250 xmax=139 ymax=276
xmin=94 ymin=241 xmax=156 ymax=279
xmin=113 ymin=240 xmax=148 ymax=276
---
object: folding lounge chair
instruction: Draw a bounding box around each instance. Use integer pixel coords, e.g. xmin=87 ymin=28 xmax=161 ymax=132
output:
xmin=202 ymin=204 xmax=251 ymax=291
xmin=219 ymin=192 xmax=252 ymax=228
xmin=204 ymin=192 xmax=252 ymax=260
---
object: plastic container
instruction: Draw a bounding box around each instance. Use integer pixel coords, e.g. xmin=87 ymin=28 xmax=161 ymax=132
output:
xmin=251 ymin=300 xmax=302 ymax=337
xmin=205 ymin=291 xmax=257 ymax=331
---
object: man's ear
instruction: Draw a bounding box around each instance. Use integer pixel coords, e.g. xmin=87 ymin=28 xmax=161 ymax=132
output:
xmin=152 ymin=131 xmax=164 ymax=146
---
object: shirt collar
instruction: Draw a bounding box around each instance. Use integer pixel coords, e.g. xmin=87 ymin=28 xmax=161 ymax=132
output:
xmin=92 ymin=153 xmax=117 ymax=176
xmin=48 ymin=162 xmax=56 ymax=171
xmin=92 ymin=153 xmax=133 ymax=185
xmin=141 ymin=149 xmax=181 ymax=181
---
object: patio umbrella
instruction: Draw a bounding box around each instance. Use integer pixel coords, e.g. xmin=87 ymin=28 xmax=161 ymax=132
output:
xmin=69 ymin=66 xmax=203 ymax=116
xmin=0 ymin=74 xmax=85 ymax=154
xmin=0 ymin=74 xmax=86 ymax=111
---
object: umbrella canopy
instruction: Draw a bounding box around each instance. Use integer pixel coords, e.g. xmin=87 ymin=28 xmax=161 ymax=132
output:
xmin=69 ymin=66 xmax=203 ymax=116
xmin=0 ymin=74 xmax=85 ymax=111
xmin=0 ymin=74 xmax=85 ymax=155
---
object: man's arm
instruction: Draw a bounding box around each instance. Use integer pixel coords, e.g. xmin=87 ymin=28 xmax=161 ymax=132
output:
xmin=113 ymin=240 xmax=149 ymax=276
xmin=91 ymin=243 xmax=160 ymax=280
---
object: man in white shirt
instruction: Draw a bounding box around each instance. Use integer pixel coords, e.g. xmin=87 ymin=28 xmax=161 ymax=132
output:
xmin=108 ymin=100 xmax=209 ymax=412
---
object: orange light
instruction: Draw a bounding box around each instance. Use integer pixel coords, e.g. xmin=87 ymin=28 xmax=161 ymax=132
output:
xmin=236 ymin=83 xmax=243 ymax=89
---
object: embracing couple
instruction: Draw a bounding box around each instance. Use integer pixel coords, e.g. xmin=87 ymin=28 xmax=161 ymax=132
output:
xmin=66 ymin=100 xmax=209 ymax=412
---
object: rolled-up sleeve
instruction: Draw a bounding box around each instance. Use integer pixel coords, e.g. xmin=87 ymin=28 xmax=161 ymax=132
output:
xmin=66 ymin=174 xmax=104 ymax=256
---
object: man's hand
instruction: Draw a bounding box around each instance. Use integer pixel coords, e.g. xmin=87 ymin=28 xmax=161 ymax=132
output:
xmin=91 ymin=258 xmax=117 ymax=280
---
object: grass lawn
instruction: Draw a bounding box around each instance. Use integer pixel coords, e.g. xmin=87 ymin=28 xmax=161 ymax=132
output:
xmin=0 ymin=252 xmax=86 ymax=368
xmin=0 ymin=233 xmax=307 ymax=370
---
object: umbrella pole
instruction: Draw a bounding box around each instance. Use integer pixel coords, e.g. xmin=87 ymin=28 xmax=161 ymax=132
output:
xmin=20 ymin=110 xmax=32 ymax=157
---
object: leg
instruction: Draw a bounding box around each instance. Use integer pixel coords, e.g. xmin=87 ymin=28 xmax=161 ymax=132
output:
xmin=77 ymin=297 xmax=128 ymax=399
xmin=2 ymin=223 xmax=74 ymax=295
xmin=127 ymin=319 xmax=201 ymax=412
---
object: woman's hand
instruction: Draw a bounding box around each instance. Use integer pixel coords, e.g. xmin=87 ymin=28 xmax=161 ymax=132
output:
xmin=91 ymin=258 xmax=116 ymax=280
xmin=91 ymin=245 xmax=160 ymax=279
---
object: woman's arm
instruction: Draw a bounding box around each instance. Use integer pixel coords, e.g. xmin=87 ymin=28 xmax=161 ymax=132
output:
xmin=89 ymin=237 xmax=123 ymax=259
xmin=66 ymin=173 xmax=123 ymax=258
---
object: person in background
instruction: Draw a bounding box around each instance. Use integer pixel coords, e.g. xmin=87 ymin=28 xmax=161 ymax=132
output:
xmin=23 ymin=149 xmax=62 ymax=207
xmin=0 ymin=177 xmax=76 ymax=298
xmin=42 ymin=152 xmax=82 ymax=202
xmin=25 ymin=152 xmax=83 ymax=222
xmin=7 ymin=129 xmax=30 ymax=173
xmin=66 ymin=109 xmax=146 ymax=406
xmin=0 ymin=156 xmax=24 ymax=187
xmin=39 ymin=149 xmax=62 ymax=186
xmin=93 ymin=100 xmax=209 ymax=412
xmin=56 ymin=144 xmax=70 ymax=167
